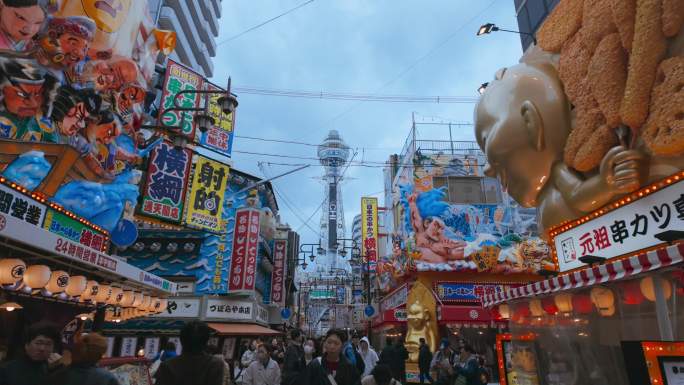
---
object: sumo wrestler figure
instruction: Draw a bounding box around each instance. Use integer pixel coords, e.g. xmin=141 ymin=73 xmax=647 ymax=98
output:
xmin=0 ymin=0 xmax=47 ymax=51
xmin=475 ymin=62 xmax=646 ymax=235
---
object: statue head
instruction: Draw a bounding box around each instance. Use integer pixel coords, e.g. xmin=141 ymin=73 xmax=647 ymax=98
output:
xmin=0 ymin=0 xmax=47 ymax=49
xmin=36 ymin=16 xmax=96 ymax=69
xmin=407 ymin=302 xmax=428 ymax=329
xmin=474 ymin=62 xmax=571 ymax=207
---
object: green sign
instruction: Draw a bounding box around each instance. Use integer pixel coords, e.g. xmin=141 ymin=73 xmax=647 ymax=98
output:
xmin=43 ymin=209 xmax=108 ymax=251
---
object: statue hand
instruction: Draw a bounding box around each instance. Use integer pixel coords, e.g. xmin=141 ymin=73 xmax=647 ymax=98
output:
xmin=599 ymin=146 xmax=647 ymax=194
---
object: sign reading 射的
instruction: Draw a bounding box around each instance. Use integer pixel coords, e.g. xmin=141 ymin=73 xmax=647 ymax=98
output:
xmin=361 ymin=197 xmax=378 ymax=273
xmin=198 ymin=82 xmax=235 ymax=157
xmin=228 ymin=208 xmax=260 ymax=291
xmin=159 ymin=60 xmax=203 ymax=139
xmin=271 ymin=239 xmax=287 ymax=305
xmin=554 ymin=179 xmax=684 ymax=272
xmin=185 ymin=156 xmax=229 ymax=232
xmin=140 ymin=142 xmax=192 ymax=223
xmin=435 ymin=282 xmax=509 ymax=303
xmin=43 ymin=209 xmax=109 ymax=252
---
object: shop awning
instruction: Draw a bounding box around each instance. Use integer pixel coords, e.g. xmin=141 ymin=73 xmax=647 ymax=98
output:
xmin=438 ymin=305 xmax=494 ymax=324
xmin=483 ymin=243 xmax=684 ymax=307
xmin=208 ymin=323 xmax=282 ymax=336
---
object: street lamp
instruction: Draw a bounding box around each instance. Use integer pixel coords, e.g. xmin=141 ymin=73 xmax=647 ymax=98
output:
xmin=476 ymin=23 xmax=537 ymax=45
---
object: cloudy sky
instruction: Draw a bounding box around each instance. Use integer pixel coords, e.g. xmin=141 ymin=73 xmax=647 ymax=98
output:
xmin=211 ymin=1 xmax=523 ymax=252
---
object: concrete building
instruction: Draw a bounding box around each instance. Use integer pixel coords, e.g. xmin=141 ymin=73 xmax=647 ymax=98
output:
xmin=149 ymin=0 xmax=221 ymax=77
xmin=514 ymin=0 xmax=559 ymax=51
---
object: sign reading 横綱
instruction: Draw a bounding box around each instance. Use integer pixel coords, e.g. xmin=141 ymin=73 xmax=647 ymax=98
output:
xmin=271 ymin=239 xmax=287 ymax=305
xmin=361 ymin=197 xmax=379 ymax=273
xmin=198 ymin=82 xmax=235 ymax=157
xmin=554 ymin=179 xmax=684 ymax=272
xmin=185 ymin=156 xmax=229 ymax=232
xmin=43 ymin=209 xmax=109 ymax=252
xmin=140 ymin=142 xmax=192 ymax=223
xmin=205 ymin=298 xmax=253 ymax=320
xmin=228 ymin=208 xmax=260 ymax=291
xmin=435 ymin=282 xmax=509 ymax=302
xmin=159 ymin=60 xmax=203 ymax=140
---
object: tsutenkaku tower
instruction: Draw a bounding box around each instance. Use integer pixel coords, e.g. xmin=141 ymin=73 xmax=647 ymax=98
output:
xmin=316 ymin=130 xmax=350 ymax=273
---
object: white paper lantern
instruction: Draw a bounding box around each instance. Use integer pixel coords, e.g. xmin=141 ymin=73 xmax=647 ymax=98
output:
xmin=641 ymin=276 xmax=673 ymax=301
xmin=65 ymin=276 xmax=87 ymax=297
xmin=45 ymin=271 xmax=69 ymax=294
xmin=158 ymin=298 xmax=168 ymax=313
xmin=108 ymin=287 xmax=123 ymax=305
xmin=81 ymin=281 xmax=100 ymax=301
xmin=498 ymin=304 xmax=510 ymax=319
xmin=120 ymin=290 xmax=135 ymax=307
xmin=131 ymin=292 xmax=144 ymax=307
xmin=0 ymin=259 xmax=26 ymax=284
xmin=95 ymin=284 xmax=112 ymax=303
xmin=529 ymin=299 xmax=544 ymax=317
xmin=23 ymin=265 xmax=51 ymax=290
xmin=139 ymin=295 xmax=151 ymax=311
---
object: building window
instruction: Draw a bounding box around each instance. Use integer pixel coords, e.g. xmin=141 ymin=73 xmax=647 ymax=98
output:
xmin=432 ymin=177 xmax=501 ymax=204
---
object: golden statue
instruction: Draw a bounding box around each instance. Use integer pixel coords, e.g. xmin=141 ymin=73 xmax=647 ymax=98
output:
xmin=404 ymin=280 xmax=438 ymax=363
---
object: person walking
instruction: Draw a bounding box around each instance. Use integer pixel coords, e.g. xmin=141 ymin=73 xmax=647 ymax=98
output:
xmin=243 ymin=344 xmax=281 ymax=385
xmin=236 ymin=340 xmax=259 ymax=385
xmin=429 ymin=339 xmax=454 ymax=385
xmin=304 ymin=328 xmax=361 ymax=385
xmin=282 ymin=329 xmax=306 ymax=385
xmin=303 ymin=338 xmax=317 ymax=365
xmin=154 ymin=321 xmax=226 ymax=385
xmin=418 ymin=338 xmax=433 ymax=385
xmin=452 ymin=346 xmax=480 ymax=385
xmin=358 ymin=337 xmax=378 ymax=378
xmin=378 ymin=337 xmax=395 ymax=367
xmin=361 ymin=364 xmax=401 ymax=385
xmin=0 ymin=322 xmax=63 ymax=385
xmin=343 ymin=332 xmax=365 ymax=376
xmin=49 ymin=333 xmax=119 ymax=385
xmin=392 ymin=339 xmax=409 ymax=384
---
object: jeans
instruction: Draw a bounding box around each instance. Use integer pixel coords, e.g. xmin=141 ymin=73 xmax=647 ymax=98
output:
xmin=419 ymin=370 xmax=434 ymax=384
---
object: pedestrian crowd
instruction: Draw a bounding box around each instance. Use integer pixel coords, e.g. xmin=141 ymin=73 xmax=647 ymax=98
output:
xmin=0 ymin=321 xmax=490 ymax=385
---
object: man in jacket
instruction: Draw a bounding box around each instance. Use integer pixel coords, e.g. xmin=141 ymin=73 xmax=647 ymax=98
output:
xmin=282 ymin=329 xmax=306 ymax=385
xmin=418 ymin=338 xmax=433 ymax=385
xmin=49 ymin=333 xmax=119 ymax=385
xmin=243 ymin=344 xmax=281 ymax=385
xmin=429 ymin=340 xmax=454 ymax=385
xmin=154 ymin=321 xmax=226 ymax=385
xmin=392 ymin=340 xmax=409 ymax=384
xmin=0 ymin=322 xmax=63 ymax=385
xmin=344 ymin=333 xmax=365 ymax=376
xmin=358 ymin=337 xmax=379 ymax=378
xmin=236 ymin=340 xmax=258 ymax=384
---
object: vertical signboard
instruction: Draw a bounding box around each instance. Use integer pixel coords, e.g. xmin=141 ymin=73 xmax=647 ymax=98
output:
xmin=140 ymin=142 xmax=192 ymax=222
xmin=120 ymin=337 xmax=138 ymax=357
xmin=185 ymin=156 xmax=230 ymax=232
xmin=228 ymin=208 xmax=260 ymax=291
xmin=158 ymin=60 xmax=203 ymax=139
xmin=198 ymin=82 xmax=236 ymax=157
xmin=144 ymin=337 xmax=160 ymax=359
xmin=328 ymin=183 xmax=338 ymax=249
xmin=271 ymin=239 xmax=287 ymax=306
xmin=361 ymin=197 xmax=378 ymax=272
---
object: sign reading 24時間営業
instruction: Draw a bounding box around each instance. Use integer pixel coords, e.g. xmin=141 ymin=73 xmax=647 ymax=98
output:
xmin=554 ymin=179 xmax=684 ymax=272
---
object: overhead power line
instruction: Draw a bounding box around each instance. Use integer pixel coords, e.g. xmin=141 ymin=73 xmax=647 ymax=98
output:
xmin=232 ymin=86 xmax=479 ymax=104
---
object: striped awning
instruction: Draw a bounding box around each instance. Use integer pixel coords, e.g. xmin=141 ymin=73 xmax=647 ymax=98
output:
xmin=483 ymin=243 xmax=684 ymax=307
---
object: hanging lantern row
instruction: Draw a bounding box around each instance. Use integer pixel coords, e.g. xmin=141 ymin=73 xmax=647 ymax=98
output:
xmin=494 ymin=275 xmax=676 ymax=320
xmin=0 ymin=259 xmax=167 ymax=314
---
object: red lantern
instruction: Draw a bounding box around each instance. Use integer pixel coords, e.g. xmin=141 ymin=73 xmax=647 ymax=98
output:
xmin=541 ymin=297 xmax=558 ymax=315
xmin=513 ymin=303 xmax=531 ymax=322
xmin=490 ymin=306 xmax=502 ymax=320
xmin=572 ymin=294 xmax=593 ymax=314
xmin=621 ymin=280 xmax=645 ymax=305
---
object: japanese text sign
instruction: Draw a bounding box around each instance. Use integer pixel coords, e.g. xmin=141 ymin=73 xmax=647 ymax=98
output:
xmin=198 ymin=82 xmax=235 ymax=157
xmin=120 ymin=337 xmax=137 ymax=357
xmin=159 ymin=60 xmax=203 ymax=139
xmin=0 ymin=183 xmax=45 ymax=228
xmin=185 ymin=156 xmax=229 ymax=232
xmin=380 ymin=284 xmax=407 ymax=312
xmin=436 ymin=282 xmax=509 ymax=302
xmin=205 ymin=298 xmax=253 ymax=320
xmin=228 ymin=208 xmax=260 ymax=291
xmin=43 ymin=209 xmax=109 ymax=252
xmin=140 ymin=142 xmax=192 ymax=223
xmin=361 ymin=197 xmax=378 ymax=272
xmin=153 ymin=297 xmax=201 ymax=318
xmin=271 ymin=239 xmax=288 ymax=305
xmin=554 ymin=179 xmax=684 ymax=272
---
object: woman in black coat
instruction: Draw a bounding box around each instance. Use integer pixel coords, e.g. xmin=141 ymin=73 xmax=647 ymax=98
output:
xmin=304 ymin=329 xmax=361 ymax=385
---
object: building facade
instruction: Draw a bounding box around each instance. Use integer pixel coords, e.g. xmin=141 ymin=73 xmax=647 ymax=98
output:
xmin=513 ymin=0 xmax=559 ymax=51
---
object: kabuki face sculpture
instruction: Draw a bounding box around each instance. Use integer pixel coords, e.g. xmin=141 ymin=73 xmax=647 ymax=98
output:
xmin=0 ymin=0 xmax=47 ymax=49
xmin=37 ymin=16 xmax=96 ymax=69
xmin=83 ymin=58 xmax=140 ymax=92
xmin=0 ymin=57 xmax=55 ymax=118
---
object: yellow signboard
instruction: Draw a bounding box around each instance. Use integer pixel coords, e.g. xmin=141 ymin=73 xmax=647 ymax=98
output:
xmin=361 ymin=197 xmax=379 ymax=272
xmin=185 ymin=156 xmax=230 ymax=232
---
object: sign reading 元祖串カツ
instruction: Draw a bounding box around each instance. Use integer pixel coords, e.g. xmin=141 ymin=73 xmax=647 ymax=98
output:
xmin=361 ymin=197 xmax=378 ymax=273
xmin=140 ymin=142 xmax=192 ymax=223
xmin=554 ymin=179 xmax=684 ymax=272
xmin=159 ymin=60 xmax=203 ymax=140
xmin=185 ymin=155 xmax=229 ymax=232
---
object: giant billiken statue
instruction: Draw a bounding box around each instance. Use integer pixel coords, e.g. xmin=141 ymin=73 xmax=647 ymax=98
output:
xmin=404 ymin=280 xmax=438 ymax=362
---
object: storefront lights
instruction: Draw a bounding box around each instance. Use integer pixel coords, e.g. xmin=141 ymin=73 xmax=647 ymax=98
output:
xmin=641 ymin=276 xmax=672 ymax=302
xmin=0 ymin=302 xmax=22 ymax=311
xmin=65 ymin=276 xmax=87 ymax=297
xmin=45 ymin=271 xmax=69 ymax=294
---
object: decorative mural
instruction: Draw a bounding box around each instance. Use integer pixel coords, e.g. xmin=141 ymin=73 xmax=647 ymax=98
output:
xmin=0 ymin=0 xmax=176 ymax=246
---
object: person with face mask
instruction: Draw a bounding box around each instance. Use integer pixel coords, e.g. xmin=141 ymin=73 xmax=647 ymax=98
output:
xmin=0 ymin=322 xmax=63 ymax=385
xmin=282 ymin=329 xmax=305 ymax=385
xmin=242 ymin=344 xmax=281 ymax=385
xmin=303 ymin=339 xmax=317 ymax=365
xmin=358 ymin=337 xmax=378 ymax=378
xmin=304 ymin=328 xmax=361 ymax=385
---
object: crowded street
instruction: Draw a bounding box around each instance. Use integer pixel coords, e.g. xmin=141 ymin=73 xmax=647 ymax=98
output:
xmin=0 ymin=0 xmax=683 ymax=384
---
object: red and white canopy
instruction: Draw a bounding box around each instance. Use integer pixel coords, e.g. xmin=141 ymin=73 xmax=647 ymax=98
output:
xmin=483 ymin=243 xmax=684 ymax=307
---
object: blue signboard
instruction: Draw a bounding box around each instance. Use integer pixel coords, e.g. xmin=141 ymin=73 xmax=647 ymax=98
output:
xmin=435 ymin=283 xmax=507 ymax=302
xmin=336 ymin=286 xmax=346 ymax=304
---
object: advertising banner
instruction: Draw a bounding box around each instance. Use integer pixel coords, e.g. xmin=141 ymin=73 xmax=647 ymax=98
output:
xmin=159 ymin=60 xmax=203 ymax=139
xmin=361 ymin=197 xmax=379 ymax=272
xmin=271 ymin=239 xmax=287 ymax=305
xmin=185 ymin=156 xmax=229 ymax=232
xmin=140 ymin=142 xmax=192 ymax=223
xmin=198 ymin=82 xmax=235 ymax=157
xmin=228 ymin=208 xmax=260 ymax=291
xmin=435 ymin=282 xmax=510 ymax=303
xmin=380 ymin=284 xmax=408 ymax=312
xmin=43 ymin=209 xmax=109 ymax=252
xmin=554 ymin=179 xmax=684 ymax=272
xmin=144 ymin=338 xmax=160 ymax=360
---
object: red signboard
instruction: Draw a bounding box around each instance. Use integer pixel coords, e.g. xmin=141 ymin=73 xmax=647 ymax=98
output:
xmin=438 ymin=305 xmax=494 ymax=323
xmin=229 ymin=208 xmax=260 ymax=291
xmin=271 ymin=239 xmax=287 ymax=305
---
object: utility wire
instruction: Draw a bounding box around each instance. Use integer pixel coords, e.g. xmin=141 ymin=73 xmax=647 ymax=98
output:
xmin=216 ymin=0 xmax=315 ymax=46
xmin=232 ymin=86 xmax=478 ymax=103
xmin=233 ymin=150 xmax=486 ymax=167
